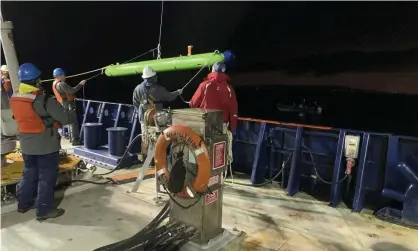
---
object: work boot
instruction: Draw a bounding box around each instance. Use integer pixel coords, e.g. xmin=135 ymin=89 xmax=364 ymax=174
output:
xmin=36 ymin=208 xmax=65 ymax=222
xmin=17 ymin=205 xmax=36 ymax=214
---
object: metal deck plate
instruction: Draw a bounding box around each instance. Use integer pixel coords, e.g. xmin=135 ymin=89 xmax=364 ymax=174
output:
xmin=180 ymin=229 xmax=242 ymax=251
xmin=73 ymin=146 xmax=138 ymax=170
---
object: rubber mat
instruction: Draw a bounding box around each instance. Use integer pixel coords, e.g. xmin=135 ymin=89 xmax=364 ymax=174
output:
xmin=1 ymin=152 xmax=81 ymax=186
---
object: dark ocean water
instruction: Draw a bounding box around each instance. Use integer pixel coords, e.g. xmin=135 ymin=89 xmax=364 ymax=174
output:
xmin=234 ymin=86 xmax=418 ymax=136
xmin=82 ymin=79 xmax=417 ymax=136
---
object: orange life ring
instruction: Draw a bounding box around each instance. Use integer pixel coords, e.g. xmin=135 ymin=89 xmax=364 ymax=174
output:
xmin=154 ymin=125 xmax=211 ymax=199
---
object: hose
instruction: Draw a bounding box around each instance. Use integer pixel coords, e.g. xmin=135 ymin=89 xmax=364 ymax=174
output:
xmin=161 ymin=184 xmax=201 ymax=209
xmin=301 ymin=144 xmax=348 ymax=184
xmin=70 ymin=133 xmax=142 ymax=186
xmin=70 ymin=179 xmax=116 ymax=185
xmin=148 ymin=224 xmax=189 ymax=250
xmin=224 ymin=152 xmax=293 ymax=187
xmin=95 ymin=133 xmax=143 ymax=176
xmin=94 ymin=202 xmax=170 ymax=251
xmin=155 ymin=229 xmax=198 ymax=251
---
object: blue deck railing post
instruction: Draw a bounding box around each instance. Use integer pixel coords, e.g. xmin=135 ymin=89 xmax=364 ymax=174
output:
xmin=286 ymin=126 xmax=303 ymax=196
xmin=114 ymin=104 xmax=122 ymax=127
xmin=79 ymin=100 xmax=91 ymax=139
xmin=384 ymin=136 xmax=399 ymax=188
xmin=329 ymin=130 xmax=346 ymax=207
xmin=352 ymin=133 xmax=371 ymax=212
xmin=250 ymin=122 xmax=268 ymax=184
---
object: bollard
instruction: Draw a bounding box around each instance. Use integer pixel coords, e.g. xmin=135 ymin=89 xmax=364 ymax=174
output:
xmin=107 ymin=127 xmax=128 ymax=156
xmin=83 ymin=123 xmax=103 ymax=149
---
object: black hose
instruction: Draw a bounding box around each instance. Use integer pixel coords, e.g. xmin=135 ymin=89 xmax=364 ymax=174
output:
xmin=93 ymin=202 xmax=170 ymax=251
xmin=301 ymin=144 xmax=348 ymax=184
xmin=224 ymin=153 xmax=293 ymax=187
xmin=156 ymin=229 xmax=197 ymax=251
xmin=95 ymin=133 xmax=143 ymax=176
xmin=148 ymin=224 xmax=189 ymax=250
xmin=71 ymin=178 xmax=116 ymax=185
xmin=119 ymin=223 xmax=182 ymax=251
xmin=96 ymin=224 xmax=169 ymax=251
xmin=161 ymin=184 xmax=201 ymax=209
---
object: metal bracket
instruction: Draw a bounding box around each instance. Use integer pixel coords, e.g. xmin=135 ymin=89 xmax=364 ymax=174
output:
xmin=129 ymin=144 xmax=156 ymax=193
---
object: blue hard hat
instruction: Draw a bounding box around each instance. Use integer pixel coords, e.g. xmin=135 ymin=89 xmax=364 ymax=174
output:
xmin=212 ymin=62 xmax=226 ymax=73
xmin=18 ymin=63 xmax=42 ymax=82
xmin=53 ymin=68 xmax=65 ymax=77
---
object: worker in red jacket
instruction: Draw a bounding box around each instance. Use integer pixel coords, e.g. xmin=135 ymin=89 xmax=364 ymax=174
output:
xmin=189 ymin=62 xmax=238 ymax=173
xmin=190 ymin=62 xmax=238 ymax=133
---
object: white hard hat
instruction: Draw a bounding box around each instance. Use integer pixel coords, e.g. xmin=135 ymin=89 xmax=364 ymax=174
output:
xmin=142 ymin=66 xmax=156 ymax=79
xmin=1 ymin=65 xmax=8 ymax=72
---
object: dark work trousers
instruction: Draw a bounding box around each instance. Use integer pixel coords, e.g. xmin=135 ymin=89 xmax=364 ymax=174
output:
xmin=63 ymin=100 xmax=80 ymax=142
xmin=17 ymin=152 xmax=60 ymax=216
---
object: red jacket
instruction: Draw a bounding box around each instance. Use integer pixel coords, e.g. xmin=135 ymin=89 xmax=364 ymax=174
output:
xmin=190 ymin=72 xmax=238 ymax=132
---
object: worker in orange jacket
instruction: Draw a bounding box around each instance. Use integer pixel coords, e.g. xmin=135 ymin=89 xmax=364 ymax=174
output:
xmin=9 ymin=63 xmax=76 ymax=221
xmin=52 ymin=68 xmax=86 ymax=145
xmin=1 ymin=65 xmax=13 ymax=98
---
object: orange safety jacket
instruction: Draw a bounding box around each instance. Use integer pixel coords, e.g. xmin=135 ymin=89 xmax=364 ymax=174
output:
xmin=9 ymin=91 xmax=62 ymax=134
xmin=52 ymin=80 xmax=75 ymax=104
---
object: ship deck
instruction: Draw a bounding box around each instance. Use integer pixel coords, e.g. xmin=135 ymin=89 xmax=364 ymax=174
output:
xmin=1 ymin=139 xmax=418 ymax=251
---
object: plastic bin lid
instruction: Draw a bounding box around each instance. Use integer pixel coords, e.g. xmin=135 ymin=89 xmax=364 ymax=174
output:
xmin=106 ymin=127 xmax=128 ymax=132
xmin=83 ymin=123 xmax=103 ymax=127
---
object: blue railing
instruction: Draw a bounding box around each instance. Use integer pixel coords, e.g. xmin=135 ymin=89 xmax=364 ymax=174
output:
xmin=72 ymin=99 xmax=418 ymax=226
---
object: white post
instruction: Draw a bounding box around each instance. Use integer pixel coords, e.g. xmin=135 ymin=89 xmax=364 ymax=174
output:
xmin=1 ymin=12 xmax=20 ymax=92
xmin=0 ymin=11 xmax=18 ymax=140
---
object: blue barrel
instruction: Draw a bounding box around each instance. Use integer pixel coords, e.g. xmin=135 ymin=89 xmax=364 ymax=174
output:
xmin=107 ymin=127 xmax=128 ymax=156
xmin=83 ymin=123 xmax=103 ymax=149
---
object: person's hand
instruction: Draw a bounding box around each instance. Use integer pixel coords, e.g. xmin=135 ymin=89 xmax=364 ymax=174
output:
xmin=177 ymin=89 xmax=183 ymax=95
xmin=79 ymin=80 xmax=87 ymax=86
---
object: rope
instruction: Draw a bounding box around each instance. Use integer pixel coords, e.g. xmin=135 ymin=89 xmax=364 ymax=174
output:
xmin=42 ymin=47 xmax=158 ymax=84
xmin=224 ymin=125 xmax=234 ymax=184
xmin=79 ymin=48 xmax=157 ymax=99
xmin=157 ymin=1 xmax=164 ymax=60
xmin=41 ymin=67 xmax=106 ymax=83
xmin=178 ymin=50 xmax=219 ymax=104
xmin=124 ymin=48 xmax=158 ymax=64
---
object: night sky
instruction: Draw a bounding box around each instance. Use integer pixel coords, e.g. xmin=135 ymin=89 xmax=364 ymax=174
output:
xmin=2 ymin=2 xmax=418 ymax=135
xmin=2 ymin=2 xmax=418 ymax=98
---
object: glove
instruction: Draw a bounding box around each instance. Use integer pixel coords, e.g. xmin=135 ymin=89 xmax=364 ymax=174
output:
xmin=177 ymin=89 xmax=183 ymax=95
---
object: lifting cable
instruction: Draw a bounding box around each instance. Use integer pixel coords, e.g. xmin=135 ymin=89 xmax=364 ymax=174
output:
xmin=178 ymin=50 xmax=220 ymax=104
xmin=38 ymin=0 xmax=211 ymax=104
xmin=157 ymin=1 xmax=164 ymax=60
